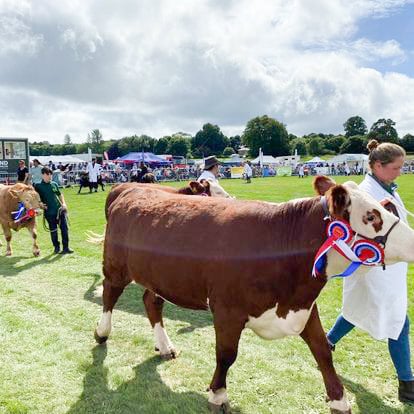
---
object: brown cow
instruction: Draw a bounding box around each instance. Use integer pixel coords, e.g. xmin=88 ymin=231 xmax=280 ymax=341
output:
xmin=104 ymin=180 xmax=211 ymax=219
xmin=0 ymin=183 xmax=43 ymax=256
xmin=95 ymin=177 xmax=414 ymax=413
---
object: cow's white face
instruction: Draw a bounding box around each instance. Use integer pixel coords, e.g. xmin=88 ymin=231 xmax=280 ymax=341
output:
xmin=344 ymin=182 xmax=413 ymax=264
xmin=205 ymin=179 xmax=232 ymax=198
xmin=321 ymin=179 xmax=414 ymax=267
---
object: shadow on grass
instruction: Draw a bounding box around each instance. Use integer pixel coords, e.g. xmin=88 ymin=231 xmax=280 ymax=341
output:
xmin=0 ymin=253 xmax=63 ymax=277
xmin=84 ymin=274 xmax=213 ymax=334
xmin=67 ymin=345 xmax=243 ymax=414
xmin=342 ymin=377 xmax=413 ymax=414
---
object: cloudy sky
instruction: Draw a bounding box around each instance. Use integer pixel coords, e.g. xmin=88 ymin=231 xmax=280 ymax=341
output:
xmin=1 ymin=0 xmax=414 ymax=144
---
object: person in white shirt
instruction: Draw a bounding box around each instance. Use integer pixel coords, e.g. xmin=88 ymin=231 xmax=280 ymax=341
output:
xmin=243 ymin=161 xmax=252 ymax=183
xmin=87 ymin=158 xmax=102 ymax=193
xmin=197 ymin=156 xmax=231 ymax=198
xmin=327 ymin=139 xmax=414 ymax=403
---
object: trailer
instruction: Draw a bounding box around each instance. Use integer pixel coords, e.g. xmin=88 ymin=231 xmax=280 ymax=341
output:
xmin=0 ymin=137 xmax=30 ymax=184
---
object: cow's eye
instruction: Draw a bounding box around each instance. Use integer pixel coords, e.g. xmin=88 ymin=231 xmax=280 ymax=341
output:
xmin=367 ymin=214 xmax=375 ymax=222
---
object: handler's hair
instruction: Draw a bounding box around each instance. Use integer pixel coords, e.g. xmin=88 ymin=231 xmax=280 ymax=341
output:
xmin=41 ymin=166 xmax=52 ymax=175
xmin=367 ymin=139 xmax=405 ymax=168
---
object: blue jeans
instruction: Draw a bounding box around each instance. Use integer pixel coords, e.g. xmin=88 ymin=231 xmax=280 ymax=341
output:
xmin=327 ymin=314 xmax=414 ymax=381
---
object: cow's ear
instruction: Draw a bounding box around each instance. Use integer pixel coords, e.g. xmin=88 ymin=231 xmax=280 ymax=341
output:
xmin=327 ymin=185 xmax=351 ymax=219
xmin=200 ymin=179 xmax=210 ymax=190
xmin=189 ymin=181 xmax=202 ymax=194
xmin=10 ymin=189 xmax=23 ymax=198
xmin=313 ymin=175 xmax=336 ymax=195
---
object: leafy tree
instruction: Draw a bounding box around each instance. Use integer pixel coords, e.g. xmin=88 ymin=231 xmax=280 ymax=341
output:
xmin=107 ymin=141 xmax=120 ymax=160
xmin=340 ymin=135 xmax=366 ymax=153
xmin=167 ymin=135 xmax=190 ymax=156
xmin=154 ymin=136 xmax=170 ymax=154
xmin=87 ymin=129 xmax=103 ymax=152
xmin=223 ymin=147 xmax=235 ymax=157
xmin=343 ymin=116 xmax=367 ymax=137
xmin=290 ymin=138 xmax=307 ymax=155
xmin=192 ymin=123 xmax=229 ymax=157
xmin=368 ymin=118 xmax=399 ymax=143
xmin=307 ymin=137 xmax=325 ymax=156
xmin=229 ymin=135 xmax=241 ymax=151
xmin=325 ymin=135 xmax=346 ymax=153
xmin=64 ymin=134 xmax=72 ymax=145
xmin=401 ymin=134 xmax=414 ymax=152
xmin=242 ymin=115 xmax=289 ymax=157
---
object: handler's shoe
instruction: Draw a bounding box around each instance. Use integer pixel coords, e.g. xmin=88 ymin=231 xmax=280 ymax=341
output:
xmin=53 ymin=247 xmax=60 ymax=254
xmin=60 ymin=248 xmax=74 ymax=254
xmin=399 ymin=380 xmax=414 ymax=403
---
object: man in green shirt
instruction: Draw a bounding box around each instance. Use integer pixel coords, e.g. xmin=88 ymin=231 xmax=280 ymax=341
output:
xmin=35 ymin=167 xmax=73 ymax=254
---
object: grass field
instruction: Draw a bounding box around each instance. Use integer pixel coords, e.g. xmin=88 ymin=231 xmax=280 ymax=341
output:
xmin=1 ymin=175 xmax=414 ymax=414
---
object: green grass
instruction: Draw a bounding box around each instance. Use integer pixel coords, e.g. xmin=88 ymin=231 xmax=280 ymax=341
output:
xmin=1 ymin=175 xmax=414 ymax=414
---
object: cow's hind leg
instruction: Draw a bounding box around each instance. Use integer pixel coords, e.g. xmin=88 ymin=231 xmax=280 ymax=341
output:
xmin=301 ymin=305 xmax=351 ymax=414
xmin=95 ymin=278 xmax=129 ymax=344
xmin=2 ymin=224 xmax=12 ymax=256
xmin=28 ymin=225 xmax=40 ymax=257
xmin=143 ymin=289 xmax=177 ymax=360
xmin=208 ymin=311 xmax=245 ymax=413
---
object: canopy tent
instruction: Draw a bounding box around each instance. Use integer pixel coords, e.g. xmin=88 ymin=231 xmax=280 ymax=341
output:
xmin=117 ymin=152 xmax=172 ymax=166
xmin=305 ymin=156 xmax=324 ymax=164
xmin=251 ymin=155 xmax=278 ymax=165
xmin=30 ymin=155 xmax=86 ymax=165
xmin=327 ymin=153 xmax=368 ymax=164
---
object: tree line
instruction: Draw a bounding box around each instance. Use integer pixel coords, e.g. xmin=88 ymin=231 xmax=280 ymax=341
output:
xmin=29 ymin=116 xmax=414 ymax=159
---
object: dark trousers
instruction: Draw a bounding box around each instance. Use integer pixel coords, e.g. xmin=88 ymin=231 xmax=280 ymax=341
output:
xmin=89 ymin=182 xmax=98 ymax=192
xmin=46 ymin=211 xmax=69 ymax=250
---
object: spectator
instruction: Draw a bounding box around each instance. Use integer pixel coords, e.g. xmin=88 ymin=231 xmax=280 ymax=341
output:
xmin=29 ymin=159 xmax=43 ymax=185
xmin=17 ymin=160 xmax=29 ymax=183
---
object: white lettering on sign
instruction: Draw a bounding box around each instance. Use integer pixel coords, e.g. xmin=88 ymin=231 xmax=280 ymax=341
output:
xmin=0 ymin=161 xmax=9 ymax=168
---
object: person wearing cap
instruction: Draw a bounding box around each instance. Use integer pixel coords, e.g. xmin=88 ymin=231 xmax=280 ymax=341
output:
xmin=30 ymin=159 xmax=43 ymax=185
xmin=243 ymin=160 xmax=252 ymax=183
xmin=197 ymin=156 xmax=232 ymax=198
xmin=17 ymin=160 xmax=29 ymax=183
xmin=197 ymin=156 xmax=221 ymax=183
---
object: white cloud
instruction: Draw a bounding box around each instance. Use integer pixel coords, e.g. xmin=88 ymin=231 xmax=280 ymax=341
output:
xmin=0 ymin=0 xmax=413 ymax=143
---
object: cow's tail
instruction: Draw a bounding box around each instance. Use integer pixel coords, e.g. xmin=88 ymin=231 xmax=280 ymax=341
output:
xmin=85 ymin=229 xmax=105 ymax=245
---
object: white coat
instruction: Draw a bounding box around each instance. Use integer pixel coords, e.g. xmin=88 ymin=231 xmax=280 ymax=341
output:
xmin=342 ymin=174 xmax=408 ymax=340
xmin=87 ymin=162 xmax=101 ymax=183
xmin=243 ymin=163 xmax=252 ymax=178
xmin=197 ymin=170 xmax=218 ymax=183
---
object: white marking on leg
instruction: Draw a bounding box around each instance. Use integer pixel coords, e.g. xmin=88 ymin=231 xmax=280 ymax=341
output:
xmin=208 ymin=388 xmax=228 ymax=405
xmin=329 ymin=392 xmax=351 ymax=412
xmin=154 ymin=322 xmax=175 ymax=355
xmin=96 ymin=311 xmax=112 ymax=338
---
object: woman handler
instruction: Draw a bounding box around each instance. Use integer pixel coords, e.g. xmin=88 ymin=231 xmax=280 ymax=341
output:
xmin=327 ymin=139 xmax=414 ymax=403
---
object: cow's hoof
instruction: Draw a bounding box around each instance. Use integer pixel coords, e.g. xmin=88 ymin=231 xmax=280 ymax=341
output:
xmin=330 ymin=409 xmax=351 ymax=414
xmin=33 ymin=250 xmax=40 ymax=257
xmin=208 ymin=402 xmax=231 ymax=413
xmin=160 ymin=349 xmax=178 ymax=360
xmin=94 ymin=330 xmax=108 ymax=344
xmin=6 ymin=252 xmax=12 ymax=256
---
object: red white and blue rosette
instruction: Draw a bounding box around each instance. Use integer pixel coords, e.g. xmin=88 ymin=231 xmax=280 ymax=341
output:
xmin=326 ymin=220 xmax=353 ymax=243
xmin=352 ymin=240 xmax=384 ymax=266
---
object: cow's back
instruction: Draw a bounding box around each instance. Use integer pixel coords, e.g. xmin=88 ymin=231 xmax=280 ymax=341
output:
xmin=104 ymin=187 xmax=325 ymax=312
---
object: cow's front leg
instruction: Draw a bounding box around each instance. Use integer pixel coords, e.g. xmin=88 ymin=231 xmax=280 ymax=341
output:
xmin=95 ymin=278 xmax=129 ymax=344
xmin=300 ymin=305 xmax=351 ymax=414
xmin=143 ymin=289 xmax=177 ymax=360
xmin=28 ymin=225 xmax=40 ymax=257
xmin=2 ymin=224 xmax=12 ymax=256
xmin=208 ymin=310 xmax=245 ymax=413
